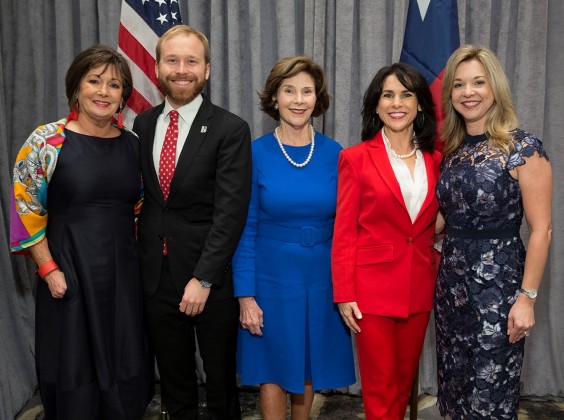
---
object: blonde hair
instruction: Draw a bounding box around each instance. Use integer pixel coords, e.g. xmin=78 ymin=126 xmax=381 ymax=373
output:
xmin=156 ymin=25 xmax=210 ymax=64
xmin=441 ymin=45 xmax=518 ymax=156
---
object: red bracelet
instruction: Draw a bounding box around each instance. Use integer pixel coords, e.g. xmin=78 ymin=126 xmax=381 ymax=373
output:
xmin=37 ymin=260 xmax=59 ymax=279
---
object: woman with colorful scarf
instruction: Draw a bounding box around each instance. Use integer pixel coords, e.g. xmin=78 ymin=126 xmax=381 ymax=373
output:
xmin=10 ymin=45 xmax=152 ymax=419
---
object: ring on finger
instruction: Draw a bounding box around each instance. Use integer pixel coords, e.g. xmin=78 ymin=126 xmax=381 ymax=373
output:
xmin=524 ymin=331 xmax=530 ymax=337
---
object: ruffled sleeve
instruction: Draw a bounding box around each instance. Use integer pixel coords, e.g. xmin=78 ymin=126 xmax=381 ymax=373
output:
xmin=506 ymin=129 xmax=549 ymax=171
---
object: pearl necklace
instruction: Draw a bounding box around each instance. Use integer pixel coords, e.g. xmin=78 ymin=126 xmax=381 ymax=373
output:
xmin=382 ymin=128 xmax=418 ymax=159
xmin=395 ymin=146 xmax=417 ymax=159
xmin=273 ymin=125 xmax=315 ymax=168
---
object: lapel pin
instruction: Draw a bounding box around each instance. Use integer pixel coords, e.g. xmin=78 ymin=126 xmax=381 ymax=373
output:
xmin=201 ymin=126 xmax=208 ymax=133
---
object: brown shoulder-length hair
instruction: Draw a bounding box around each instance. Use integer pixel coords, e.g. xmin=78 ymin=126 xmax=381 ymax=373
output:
xmin=259 ymin=55 xmax=330 ymax=120
xmin=441 ymin=44 xmax=519 ymax=156
xmin=361 ymin=63 xmax=436 ymax=153
xmin=156 ymin=25 xmax=210 ymax=64
xmin=65 ymin=44 xmax=132 ymax=111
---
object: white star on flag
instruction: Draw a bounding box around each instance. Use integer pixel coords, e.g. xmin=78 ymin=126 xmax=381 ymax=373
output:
xmin=156 ymin=12 xmax=168 ymax=24
xmin=118 ymin=0 xmax=183 ymax=127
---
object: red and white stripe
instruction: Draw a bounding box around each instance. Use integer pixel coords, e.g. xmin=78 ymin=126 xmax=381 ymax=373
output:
xmin=118 ymin=1 xmax=164 ymax=128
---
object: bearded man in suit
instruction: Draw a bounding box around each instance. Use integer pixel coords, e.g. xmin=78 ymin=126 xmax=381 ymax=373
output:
xmin=133 ymin=25 xmax=251 ymax=419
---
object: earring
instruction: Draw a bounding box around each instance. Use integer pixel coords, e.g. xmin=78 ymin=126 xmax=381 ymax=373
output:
xmin=274 ymin=103 xmax=278 ymax=110
xmin=415 ymin=111 xmax=425 ymax=128
xmin=373 ymin=111 xmax=380 ymax=126
xmin=69 ymin=96 xmax=79 ymax=120
xmin=116 ymin=101 xmax=125 ymax=128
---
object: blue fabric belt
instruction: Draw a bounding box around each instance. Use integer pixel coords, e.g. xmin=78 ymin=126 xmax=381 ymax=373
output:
xmin=257 ymin=223 xmax=334 ymax=247
xmin=446 ymin=226 xmax=520 ymax=239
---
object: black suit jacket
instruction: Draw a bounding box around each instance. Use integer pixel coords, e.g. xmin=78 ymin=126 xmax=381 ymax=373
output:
xmin=133 ymin=95 xmax=252 ymax=300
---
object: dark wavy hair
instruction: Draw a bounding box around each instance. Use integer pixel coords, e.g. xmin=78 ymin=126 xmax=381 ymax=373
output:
xmin=259 ymin=55 xmax=330 ymax=120
xmin=65 ymin=44 xmax=132 ymax=111
xmin=361 ymin=63 xmax=436 ymax=152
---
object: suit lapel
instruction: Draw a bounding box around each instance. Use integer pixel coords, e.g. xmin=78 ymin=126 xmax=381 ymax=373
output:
xmin=167 ymin=97 xmax=214 ymax=202
xmin=366 ymin=132 xmax=407 ymax=210
xmin=413 ymin=151 xmax=437 ymax=224
xmin=143 ymin=103 xmax=165 ymax=203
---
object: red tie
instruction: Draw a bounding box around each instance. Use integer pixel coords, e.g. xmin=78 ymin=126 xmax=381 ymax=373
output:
xmin=159 ymin=110 xmax=179 ymax=201
xmin=159 ymin=110 xmax=179 ymax=255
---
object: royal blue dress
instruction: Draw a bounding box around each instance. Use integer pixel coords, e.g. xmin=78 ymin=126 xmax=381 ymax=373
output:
xmin=435 ymin=130 xmax=548 ymax=419
xmin=233 ymin=132 xmax=355 ymax=393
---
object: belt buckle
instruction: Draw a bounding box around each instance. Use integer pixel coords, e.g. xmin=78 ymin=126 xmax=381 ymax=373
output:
xmin=301 ymin=227 xmax=315 ymax=246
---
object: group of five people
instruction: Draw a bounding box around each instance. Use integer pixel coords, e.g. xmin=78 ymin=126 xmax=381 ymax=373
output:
xmin=10 ymin=24 xmax=551 ymax=420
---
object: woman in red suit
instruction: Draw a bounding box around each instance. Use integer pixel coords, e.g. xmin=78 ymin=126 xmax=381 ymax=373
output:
xmin=332 ymin=63 xmax=441 ymax=420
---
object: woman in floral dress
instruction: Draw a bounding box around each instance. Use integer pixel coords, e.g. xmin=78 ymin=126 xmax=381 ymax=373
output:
xmin=435 ymin=45 xmax=552 ymax=419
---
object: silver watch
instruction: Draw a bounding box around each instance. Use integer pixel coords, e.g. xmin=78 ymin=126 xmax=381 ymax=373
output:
xmin=199 ymin=279 xmax=212 ymax=288
xmin=520 ymin=288 xmax=538 ymax=299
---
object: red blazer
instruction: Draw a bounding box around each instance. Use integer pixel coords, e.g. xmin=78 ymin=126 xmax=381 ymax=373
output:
xmin=332 ymin=131 xmax=442 ymax=318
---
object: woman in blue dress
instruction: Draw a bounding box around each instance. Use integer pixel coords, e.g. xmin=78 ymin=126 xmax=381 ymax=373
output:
xmin=232 ymin=55 xmax=355 ymax=419
xmin=435 ymin=45 xmax=552 ymax=419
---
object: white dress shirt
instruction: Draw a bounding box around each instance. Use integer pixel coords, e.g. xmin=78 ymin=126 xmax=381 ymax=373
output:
xmin=382 ymin=128 xmax=428 ymax=223
xmin=153 ymin=94 xmax=204 ymax=174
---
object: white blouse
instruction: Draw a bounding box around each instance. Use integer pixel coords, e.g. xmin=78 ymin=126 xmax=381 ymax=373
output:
xmin=382 ymin=129 xmax=428 ymax=223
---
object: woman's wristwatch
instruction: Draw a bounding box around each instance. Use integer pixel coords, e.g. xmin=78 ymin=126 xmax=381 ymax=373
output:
xmin=519 ymin=288 xmax=538 ymax=299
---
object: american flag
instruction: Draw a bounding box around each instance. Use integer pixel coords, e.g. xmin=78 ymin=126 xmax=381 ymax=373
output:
xmin=118 ymin=0 xmax=182 ymax=128
xmin=400 ymin=0 xmax=460 ymax=144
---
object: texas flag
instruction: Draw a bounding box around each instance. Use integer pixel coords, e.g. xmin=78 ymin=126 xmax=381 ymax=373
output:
xmin=400 ymin=0 xmax=460 ymax=142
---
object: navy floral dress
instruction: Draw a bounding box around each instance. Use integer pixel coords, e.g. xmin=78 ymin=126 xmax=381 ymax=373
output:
xmin=435 ymin=129 xmax=548 ymax=419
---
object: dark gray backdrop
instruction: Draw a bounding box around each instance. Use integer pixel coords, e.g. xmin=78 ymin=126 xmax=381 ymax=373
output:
xmin=1 ymin=1 xmax=563 ymax=418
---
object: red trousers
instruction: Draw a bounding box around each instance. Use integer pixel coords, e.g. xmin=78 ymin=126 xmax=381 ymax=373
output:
xmin=355 ymin=311 xmax=430 ymax=420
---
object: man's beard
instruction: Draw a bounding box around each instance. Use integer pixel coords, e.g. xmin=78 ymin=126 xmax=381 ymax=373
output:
xmin=158 ymin=74 xmax=206 ymax=106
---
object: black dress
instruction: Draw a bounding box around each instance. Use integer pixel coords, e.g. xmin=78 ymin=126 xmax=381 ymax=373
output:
xmin=36 ymin=129 xmax=152 ymax=419
xmin=435 ymin=130 xmax=548 ymax=419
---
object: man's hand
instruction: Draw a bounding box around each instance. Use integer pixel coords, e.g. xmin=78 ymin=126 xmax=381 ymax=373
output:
xmin=179 ymin=277 xmax=211 ymax=316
